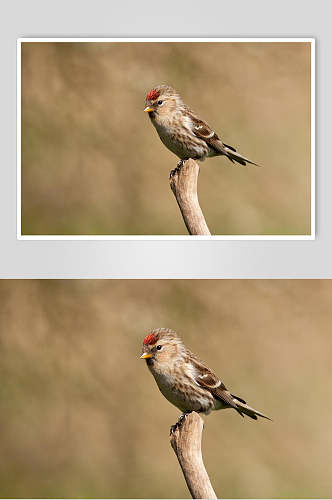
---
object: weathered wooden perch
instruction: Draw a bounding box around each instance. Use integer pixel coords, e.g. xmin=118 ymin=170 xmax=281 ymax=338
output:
xmin=170 ymin=412 xmax=218 ymax=499
xmin=169 ymin=159 xmax=211 ymax=235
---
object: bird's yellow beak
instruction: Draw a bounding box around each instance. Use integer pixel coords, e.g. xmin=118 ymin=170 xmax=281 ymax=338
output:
xmin=140 ymin=352 xmax=152 ymax=359
xmin=144 ymin=106 xmax=153 ymax=113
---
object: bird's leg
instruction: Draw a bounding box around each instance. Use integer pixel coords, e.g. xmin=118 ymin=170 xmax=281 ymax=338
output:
xmin=169 ymin=158 xmax=189 ymax=179
xmin=169 ymin=411 xmax=192 ymax=435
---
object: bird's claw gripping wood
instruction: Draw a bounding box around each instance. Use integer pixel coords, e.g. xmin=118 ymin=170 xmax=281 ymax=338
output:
xmin=169 ymin=159 xmax=188 ymax=179
xmin=170 ymin=411 xmax=192 ymax=435
xmin=177 ymin=158 xmax=188 ymax=169
xmin=169 ymin=167 xmax=180 ymax=179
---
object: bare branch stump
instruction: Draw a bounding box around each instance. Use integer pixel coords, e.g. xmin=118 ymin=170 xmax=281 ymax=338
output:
xmin=170 ymin=412 xmax=218 ymax=499
xmin=170 ymin=159 xmax=211 ymax=235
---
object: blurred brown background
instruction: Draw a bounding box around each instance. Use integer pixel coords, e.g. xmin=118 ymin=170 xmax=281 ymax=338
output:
xmin=0 ymin=279 xmax=331 ymax=498
xmin=21 ymin=42 xmax=311 ymax=235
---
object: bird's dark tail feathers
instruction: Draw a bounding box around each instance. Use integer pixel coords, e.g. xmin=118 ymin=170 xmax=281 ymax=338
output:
xmin=223 ymin=143 xmax=262 ymax=167
xmin=231 ymin=393 xmax=271 ymax=421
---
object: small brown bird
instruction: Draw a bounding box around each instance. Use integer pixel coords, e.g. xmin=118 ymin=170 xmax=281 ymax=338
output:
xmin=140 ymin=328 xmax=270 ymax=420
xmin=144 ymin=85 xmax=260 ymax=166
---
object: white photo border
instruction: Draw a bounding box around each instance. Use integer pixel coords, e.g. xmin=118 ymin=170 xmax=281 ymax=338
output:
xmin=17 ymin=37 xmax=315 ymax=241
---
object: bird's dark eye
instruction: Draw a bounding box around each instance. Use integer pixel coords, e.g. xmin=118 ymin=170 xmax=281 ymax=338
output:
xmin=156 ymin=345 xmax=162 ymax=350
xmin=157 ymin=100 xmax=163 ymax=105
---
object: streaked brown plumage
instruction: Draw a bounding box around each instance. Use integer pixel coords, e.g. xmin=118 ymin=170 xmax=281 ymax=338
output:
xmin=144 ymin=85 xmax=260 ymax=166
xmin=140 ymin=328 xmax=270 ymax=420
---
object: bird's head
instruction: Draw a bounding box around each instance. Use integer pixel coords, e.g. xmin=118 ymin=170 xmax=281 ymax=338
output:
xmin=144 ymin=85 xmax=182 ymax=120
xmin=140 ymin=328 xmax=183 ymax=368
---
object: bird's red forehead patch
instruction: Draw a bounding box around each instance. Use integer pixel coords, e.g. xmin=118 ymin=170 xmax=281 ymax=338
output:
xmin=146 ymin=89 xmax=160 ymax=101
xmin=143 ymin=333 xmax=157 ymax=345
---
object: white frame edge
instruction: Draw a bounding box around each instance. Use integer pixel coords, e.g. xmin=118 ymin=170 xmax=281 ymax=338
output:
xmin=16 ymin=37 xmax=316 ymax=241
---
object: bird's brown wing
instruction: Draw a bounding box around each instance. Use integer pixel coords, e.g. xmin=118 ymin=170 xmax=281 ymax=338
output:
xmin=188 ymin=111 xmax=259 ymax=166
xmin=191 ymin=358 xmax=241 ymax=412
xmin=189 ymin=114 xmax=221 ymax=144
xmin=189 ymin=114 xmax=239 ymax=163
xmin=185 ymin=110 xmax=225 ymax=150
xmin=189 ymin=353 xmax=270 ymax=420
